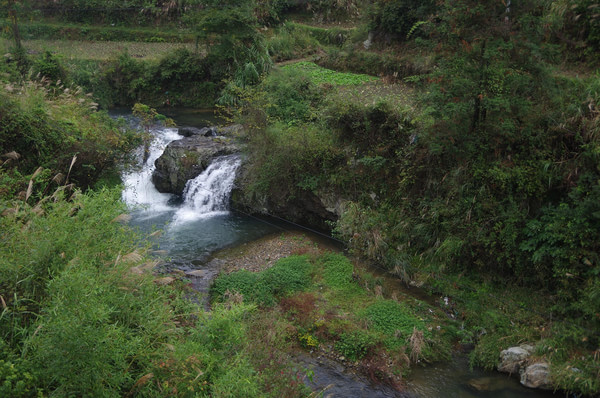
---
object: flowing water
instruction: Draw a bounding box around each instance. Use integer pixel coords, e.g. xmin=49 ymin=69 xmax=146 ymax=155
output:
xmin=118 ymin=111 xmax=562 ymax=398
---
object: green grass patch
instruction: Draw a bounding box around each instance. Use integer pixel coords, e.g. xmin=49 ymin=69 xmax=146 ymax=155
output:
xmin=361 ymin=299 xmax=429 ymax=349
xmin=280 ymin=61 xmax=378 ymax=86
xmin=211 ymin=255 xmax=312 ymax=306
xmin=318 ymin=252 xmax=355 ymax=289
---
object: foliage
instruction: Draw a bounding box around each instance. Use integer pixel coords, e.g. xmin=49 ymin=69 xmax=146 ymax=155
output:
xmin=211 ymin=255 xmax=312 ymax=306
xmin=0 ymin=350 xmax=42 ymax=397
xmin=368 ymin=0 xmax=436 ymax=40
xmin=266 ymin=22 xmax=320 ymax=62
xmin=260 ymin=67 xmax=324 ymax=123
xmin=0 ymin=79 xmax=140 ymax=188
xmin=31 ymin=50 xmax=65 ymax=84
xmin=186 ymin=0 xmax=271 ymax=100
xmin=362 ymin=300 xmax=427 ymax=345
xmin=317 ymin=252 xmax=355 ymax=289
xmin=29 ymin=0 xmax=187 ymax=25
xmin=335 ymin=330 xmax=374 ymax=361
xmin=1 ymin=22 xmax=194 ymax=42
xmin=281 ymin=61 xmax=378 ymax=86
xmin=284 ymin=22 xmax=352 ymax=46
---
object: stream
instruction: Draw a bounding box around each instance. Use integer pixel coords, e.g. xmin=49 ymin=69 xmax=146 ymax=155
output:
xmin=118 ymin=109 xmax=562 ymax=398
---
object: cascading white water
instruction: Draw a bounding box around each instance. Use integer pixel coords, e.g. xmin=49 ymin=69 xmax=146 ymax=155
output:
xmin=121 ymin=127 xmax=182 ymax=211
xmin=173 ymin=155 xmax=241 ymax=223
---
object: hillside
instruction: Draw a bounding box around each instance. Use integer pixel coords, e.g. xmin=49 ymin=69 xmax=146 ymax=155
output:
xmin=1 ymin=0 xmax=599 ymax=396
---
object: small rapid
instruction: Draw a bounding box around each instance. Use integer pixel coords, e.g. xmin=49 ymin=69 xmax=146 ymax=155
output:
xmin=121 ymin=127 xmax=182 ymax=212
xmin=118 ymin=113 xmax=277 ymax=267
xmin=173 ymin=155 xmax=242 ymax=224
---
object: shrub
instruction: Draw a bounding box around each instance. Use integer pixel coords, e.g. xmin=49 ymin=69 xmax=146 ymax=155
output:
xmin=368 ymin=0 xmax=436 ymax=40
xmin=362 ymin=300 xmax=428 ymax=349
xmin=335 ymin=330 xmax=375 ymax=361
xmin=31 ymin=51 xmax=66 ymax=84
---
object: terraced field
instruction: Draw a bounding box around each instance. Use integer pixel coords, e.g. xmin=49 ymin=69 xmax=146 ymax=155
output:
xmin=0 ymin=38 xmax=197 ymax=60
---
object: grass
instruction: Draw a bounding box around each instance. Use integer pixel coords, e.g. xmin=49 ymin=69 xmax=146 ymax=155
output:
xmin=280 ymin=61 xmax=379 ymax=86
xmin=0 ymin=38 xmax=197 ymax=61
xmin=211 ymin=250 xmax=455 ymax=389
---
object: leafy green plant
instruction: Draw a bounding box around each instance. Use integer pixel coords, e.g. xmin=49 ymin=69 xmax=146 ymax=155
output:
xmin=318 ymin=252 xmax=355 ymax=289
xmin=335 ymin=330 xmax=375 ymax=361
xmin=211 ymin=256 xmax=312 ymax=306
xmin=281 ymin=61 xmax=378 ymax=86
xmin=362 ymin=300 xmax=427 ymax=348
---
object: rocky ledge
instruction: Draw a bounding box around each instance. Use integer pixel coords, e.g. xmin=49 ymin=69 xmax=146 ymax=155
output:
xmin=152 ymin=130 xmax=239 ymax=195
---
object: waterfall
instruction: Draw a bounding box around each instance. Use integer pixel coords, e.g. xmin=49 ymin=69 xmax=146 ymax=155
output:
xmin=173 ymin=155 xmax=241 ymax=223
xmin=122 ymin=127 xmax=182 ymax=211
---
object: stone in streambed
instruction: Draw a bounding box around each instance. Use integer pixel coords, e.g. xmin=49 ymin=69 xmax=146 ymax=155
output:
xmin=520 ymin=362 xmax=552 ymax=390
xmin=498 ymin=346 xmax=532 ymax=374
xmin=185 ymin=270 xmax=207 ymax=277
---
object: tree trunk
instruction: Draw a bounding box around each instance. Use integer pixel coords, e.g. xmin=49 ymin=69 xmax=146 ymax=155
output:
xmin=8 ymin=0 xmax=22 ymax=51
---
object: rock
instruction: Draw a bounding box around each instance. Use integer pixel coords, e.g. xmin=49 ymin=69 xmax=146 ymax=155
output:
xmin=498 ymin=346 xmax=531 ymax=374
xmin=185 ymin=269 xmax=206 ymax=277
xmin=520 ymin=362 xmax=552 ymax=390
xmin=178 ymin=126 xmax=215 ymax=137
xmin=152 ymin=134 xmax=239 ymax=195
xmin=363 ymin=31 xmax=374 ymax=50
xmin=154 ymin=276 xmax=175 ymax=286
xmin=467 ymin=377 xmax=504 ymax=392
xmin=231 ymin=163 xmax=344 ymax=232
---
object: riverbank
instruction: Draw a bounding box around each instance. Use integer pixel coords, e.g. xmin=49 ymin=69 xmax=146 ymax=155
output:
xmin=202 ymin=231 xmax=561 ymax=398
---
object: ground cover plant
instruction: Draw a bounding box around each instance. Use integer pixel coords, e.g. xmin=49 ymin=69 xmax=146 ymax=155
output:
xmin=281 ymin=61 xmax=378 ymax=86
xmin=211 ymin=252 xmax=455 ymax=389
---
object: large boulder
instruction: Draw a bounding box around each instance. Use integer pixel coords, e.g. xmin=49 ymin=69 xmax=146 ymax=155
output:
xmin=520 ymin=362 xmax=552 ymax=390
xmin=152 ymin=135 xmax=239 ymax=195
xmin=231 ymin=164 xmax=346 ymax=232
xmin=498 ymin=345 xmax=533 ymax=374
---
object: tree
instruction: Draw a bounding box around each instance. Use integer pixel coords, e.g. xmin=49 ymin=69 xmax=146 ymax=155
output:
xmin=186 ymin=0 xmax=271 ymax=91
xmin=5 ymin=0 xmax=22 ymax=51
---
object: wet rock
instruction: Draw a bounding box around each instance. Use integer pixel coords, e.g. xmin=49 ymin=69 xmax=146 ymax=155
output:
xmin=520 ymin=362 xmax=552 ymax=390
xmin=178 ymin=126 xmax=215 ymax=137
xmin=152 ymin=135 xmax=239 ymax=195
xmin=231 ymin=163 xmax=343 ymax=232
xmin=467 ymin=377 xmax=506 ymax=392
xmin=498 ymin=346 xmax=532 ymax=374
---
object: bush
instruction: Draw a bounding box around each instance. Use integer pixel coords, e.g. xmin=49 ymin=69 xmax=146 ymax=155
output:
xmin=335 ymin=330 xmax=375 ymax=361
xmin=31 ymin=51 xmax=66 ymax=84
xmin=362 ymin=300 xmax=428 ymax=349
xmin=261 ymin=67 xmax=324 ymax=123
xmin=267 ymin=23 xmax=320 ymax=62
xmin=368 ymin=0 xmax=436 ymax=40
xmin=0 ymin=81 xmax=140 ymax=187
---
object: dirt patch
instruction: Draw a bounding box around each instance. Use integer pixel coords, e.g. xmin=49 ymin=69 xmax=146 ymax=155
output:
xmin=213 ymin=231 xmax=338 ymax=273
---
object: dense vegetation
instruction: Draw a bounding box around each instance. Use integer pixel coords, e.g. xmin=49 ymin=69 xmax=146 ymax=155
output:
xmin=1 ymin=0 xmax=600 ymax=396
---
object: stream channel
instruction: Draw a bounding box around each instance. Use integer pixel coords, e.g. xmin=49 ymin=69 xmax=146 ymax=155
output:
xmin=117 ymin=109 xmax=562 ymax=398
